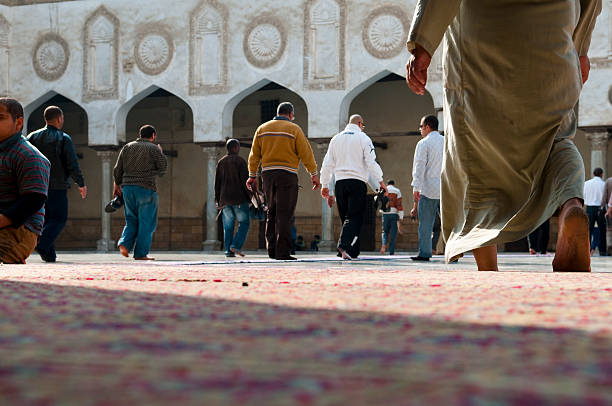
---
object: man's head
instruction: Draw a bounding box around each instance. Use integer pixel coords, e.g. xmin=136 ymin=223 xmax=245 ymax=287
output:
xmin=419 ymin=115 xmax=438 ymax=137
xmin=44 ymin=106 xmax=64 ymax=129
xmin=277 ymin=102 xmax=295 ymax=121
xmin=0 ymin=98 xmax=24 ymax=141
xmin=139 ymin=124 xmax=157 ymax=141
xmin=593 ymin=167 xmax=604 ymax=178
xmin=226 ymin=138 xmax=240 ymax=154
xmin=349 ymin=114 xmax=365 ymax=131
xmin=387 ymin=179 xmax=395 ymax=186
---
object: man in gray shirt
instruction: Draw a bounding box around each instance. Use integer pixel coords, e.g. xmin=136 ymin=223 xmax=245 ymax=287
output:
xmin=113 ymin=125 xmax=167 ymax=260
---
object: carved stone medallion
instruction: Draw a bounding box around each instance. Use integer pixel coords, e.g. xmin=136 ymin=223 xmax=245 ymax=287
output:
xmin=135 ymin=29 xmax=174 ymax=75
xmin=244 ymin=16 xmax=286 ymax=68
xmin=362 ymin=6 xmax=408 ymax=59
xmin=33 ymin=33 xmax=70 ymax=81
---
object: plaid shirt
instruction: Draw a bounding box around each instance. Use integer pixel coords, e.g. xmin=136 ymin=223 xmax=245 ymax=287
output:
xmin=0 ymin=133 xmax=50 ymax=234
xmin=113 ymin=138 xmax=167 ymax=191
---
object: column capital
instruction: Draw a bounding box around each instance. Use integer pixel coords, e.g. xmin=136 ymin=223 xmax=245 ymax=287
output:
xmin=95 ymin=150 xmax=116 ymax=160
xmin=586 ymin=130 xmax=611 ymax=151
xmin=314 ymin=140 xmax=331 ymax=153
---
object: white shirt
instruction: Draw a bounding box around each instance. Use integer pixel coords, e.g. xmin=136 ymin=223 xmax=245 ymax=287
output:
xmin=411 ymin=131 xmax=444 ymax=199
xmin=383 ymin=184 xmax=404 ymax=219
xmin=320 ymin=124 xmax=383 ymax=189
xmin=583 ymin=176 xmax=605 ymax=206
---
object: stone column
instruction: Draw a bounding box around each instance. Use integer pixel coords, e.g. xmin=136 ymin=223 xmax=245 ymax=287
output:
xmin=316 ymin=142 xmax=336 ymax=251
xmin=96 ymin=150 xmax=115 ymax=251
xmin=202 ymin=145 xmax=222 ymax=251
xmin=586 ymin=131 xmax=610 ymax=178
xmin=436 ymin=107 xmax=444 ymax=133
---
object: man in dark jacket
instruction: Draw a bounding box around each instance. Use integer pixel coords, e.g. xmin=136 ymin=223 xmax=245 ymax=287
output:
xmin=215 ymin=139 xmax=251 ymax=257
xmin=27 ymin=106 xmax=87 ymax=262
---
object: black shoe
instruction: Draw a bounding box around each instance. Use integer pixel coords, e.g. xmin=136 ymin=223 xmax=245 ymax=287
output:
xmin=276 ymin=256 xmax=297 ymax=261
xmin=410 ymin=256 xmax=430 ymax=262
xmin=268 ymin=249 xmax=276 ymax=259
xmin=36 ymin=248 xmax=56 ymax=263
xmin=104 ymin=195 xmax=124 ymax=213
xmin=225 ymin=252 xmax=235 ymax=258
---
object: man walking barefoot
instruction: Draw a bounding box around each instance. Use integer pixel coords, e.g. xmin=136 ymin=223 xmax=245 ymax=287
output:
xmin=405 ymin=0 xmax=601 ymax=271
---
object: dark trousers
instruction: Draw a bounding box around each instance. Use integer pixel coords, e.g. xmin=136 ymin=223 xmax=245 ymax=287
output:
xmin=36 ymin=189 xmax=68 ymax=260
xmin=262 ymin=170 xmax=299 ymax=258
xmin=586 ymin=206 xmax=606 ymax=254
xmin=335 ymin=179 xmax=367 ymax=258
xmin=528 ymin=219 xmax=550 ymax=254
xmin=432 ymin=211 xmax=441 ymax=252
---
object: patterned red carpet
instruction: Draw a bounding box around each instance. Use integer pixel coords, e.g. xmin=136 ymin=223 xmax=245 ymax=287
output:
xmin=0 ymin=258 xmax=611 ymax=405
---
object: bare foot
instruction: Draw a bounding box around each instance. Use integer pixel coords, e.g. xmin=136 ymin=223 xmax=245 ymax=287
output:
xmin=230 ymin=247 xmax=245 ymax=257
xmin=553 ymin=204 xmax=590 ymax=272
xmin=473 ymin=245 xmax=498 ymax=271
xmin=380 ymin=245 xmax=387 ymax=254
xmin=529 ymin=248 xmax=536 ymax=255
xmin=119 ymin=245 xmax=129 ymax=257
xmin=134 ymin=256 xmax=155 ymax=261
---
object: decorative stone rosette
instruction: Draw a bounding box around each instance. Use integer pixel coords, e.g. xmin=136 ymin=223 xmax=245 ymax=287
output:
xmin=135 ymin=28 xmax=174 ymax=75
xmin=243 ymin=16 xmax=286 ymax=69
xmin=33 ymin=33 xmax=70 ymax=81
xmin=362 ymin=6 xmax=409 ymax=59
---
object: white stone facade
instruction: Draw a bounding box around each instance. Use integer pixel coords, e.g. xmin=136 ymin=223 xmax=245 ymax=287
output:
xmin=0 ymin=0 xmax=611 ymax=251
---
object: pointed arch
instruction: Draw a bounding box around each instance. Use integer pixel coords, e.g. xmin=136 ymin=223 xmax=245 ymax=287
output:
xmin=339 ymin=70 xmax=394 ymax=129
xmin=24 ymin=91 xmax=89 ymax=147
xmin=83 ymin=6 xmax=120 ymax=101
xmin=115 ymin=85 xmax=195 ymax=143
xmin=222 ymin=78 xmax=308 ymax=139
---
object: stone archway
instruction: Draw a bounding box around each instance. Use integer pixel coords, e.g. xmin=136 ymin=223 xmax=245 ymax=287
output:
xmin=346 ymin=72 xmax=436 ymax=253
xmin=25 ymin=93 xmax=100 ymax=250
xmin=119 ymin=88 xmax=203 ymax=250
xmin=228 ymin=80 xmax=316 ymax=251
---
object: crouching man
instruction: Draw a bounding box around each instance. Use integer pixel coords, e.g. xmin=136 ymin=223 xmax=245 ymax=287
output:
xmin=0 ymin=98 xmax=51 ymax=264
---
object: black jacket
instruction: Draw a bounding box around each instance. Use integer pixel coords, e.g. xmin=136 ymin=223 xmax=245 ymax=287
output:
xmin=27 ymin=125 xmax=85 ymax=190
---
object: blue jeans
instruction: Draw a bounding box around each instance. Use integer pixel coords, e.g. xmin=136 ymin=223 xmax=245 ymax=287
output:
xmin=417 ymin=195 xmax=440 ymax=258
xmin=221 ymin=202 xmax=250 ymax=254
xmin=36 ymin=189 xmax=68 ymax=260
xmin=118 ymin=185 xmax=158 ymax=258
xmin=382 ymin=214 xmax=399 ymax=254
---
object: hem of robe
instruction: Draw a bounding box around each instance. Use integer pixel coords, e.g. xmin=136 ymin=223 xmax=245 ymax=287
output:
xmin=444 ymin=186 xmax=583 ymax=264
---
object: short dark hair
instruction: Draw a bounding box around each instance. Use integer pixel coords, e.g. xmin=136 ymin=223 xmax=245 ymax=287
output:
xmin=423 ymin=115 xmax=439 ymax=131
xmin=277 ymin=102 xmax=294 ymax=116
xmin=139 ymin=124 xmax=156 ymax=139
xmin=226 ymin=138 xmax=240 ymax=152
xmin=0 ymin=97 xmax=24 ymax=121
xmin=387 ymin=179 xmax=395 ymax=185
xmin=44 ymin=106 xmax=63 ymax=122
xmin=593 ymin=167 xmax=604 ymax=177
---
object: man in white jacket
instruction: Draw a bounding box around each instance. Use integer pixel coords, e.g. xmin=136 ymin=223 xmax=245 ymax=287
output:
xmin=320 ymin=114 xmax=385 ymax=260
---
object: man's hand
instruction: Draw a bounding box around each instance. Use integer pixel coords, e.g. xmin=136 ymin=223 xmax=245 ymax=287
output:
xmin=79 ymin=186 xmax=87 ymax=199
xmin=413 ymin=190 xmax=421 ymax=203
xmin=311 ymin=175 xmax=321 ymax=191
xmin=397 ymin=220 xmax=404 ymax=235
xmin=406 ymin=44 xmax=432 ymax=95
xmin=246 ymin=177 xmax=257 ymax=192
xmin=321 ymin=187 xmax=330 ymax=199
xmin=379 ymin=181 xmax=387 ymax=194
xmin=410 ymin=207 xmax=418 ymax=220
xmin=113 ymin=183 xmax=122 ymax=197
xmin=579 ymin=55 xmax=590 ymax=84
xmin=327 ymin=195 xmax=335 ymax=208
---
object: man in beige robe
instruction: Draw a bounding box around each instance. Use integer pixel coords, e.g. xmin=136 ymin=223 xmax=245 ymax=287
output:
xmin=405 ymin=0 xmax=601 ymax=271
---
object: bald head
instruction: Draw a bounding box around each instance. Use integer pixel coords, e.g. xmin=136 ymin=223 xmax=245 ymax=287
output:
xmin=349 ymin=114 xmax=363 ymax=125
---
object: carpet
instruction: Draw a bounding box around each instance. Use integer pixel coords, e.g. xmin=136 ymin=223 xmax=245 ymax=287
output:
xmin=0 ymin=262 xmax=610 ymax=405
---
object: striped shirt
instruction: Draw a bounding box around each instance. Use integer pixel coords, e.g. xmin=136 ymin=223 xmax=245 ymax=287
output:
xmin=0 ymin=132 xmax=51 ymax=234
xmin=248 ymin=117 xmax=317 ymax=177
xmin=412 ymin=131 xmax=444 ymax=199
xmin=113 ymin=138 xmax=167 ymax=192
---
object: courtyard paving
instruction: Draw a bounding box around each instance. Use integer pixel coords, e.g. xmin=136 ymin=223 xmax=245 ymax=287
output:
xmin=0 ymin=251 xmax=610 ymax=405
